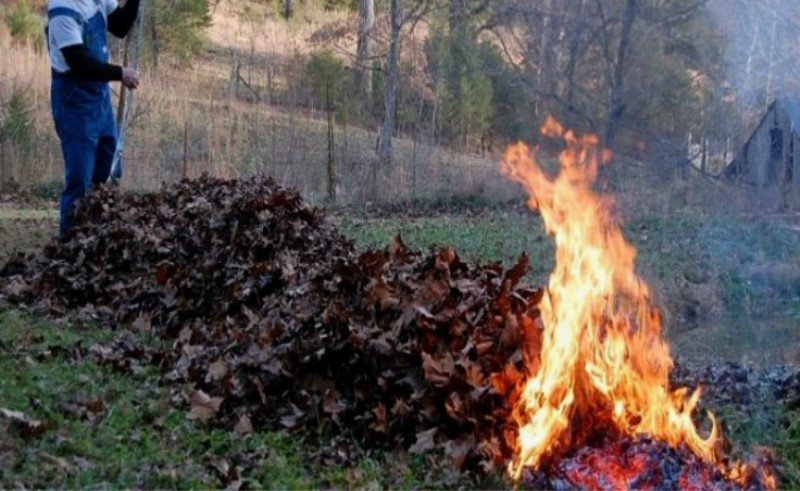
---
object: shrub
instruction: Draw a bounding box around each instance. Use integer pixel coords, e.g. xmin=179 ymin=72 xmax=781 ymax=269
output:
xmin=323 ymin=0 xmax=356 ymax=11
xmin=5 ymin=0 xmax=45 ymax=52
xmin=29 ymin=179 xmax=63 ymax=201
xmin=2 ymin=89 xmax=37 ymax=157
xmin=147 ymin=0 xmax=212 ymax=67
xmin=304 ymin=51 xmax=359 ymax=122
xmin=426 ymin=30 xmax=495 ymax=147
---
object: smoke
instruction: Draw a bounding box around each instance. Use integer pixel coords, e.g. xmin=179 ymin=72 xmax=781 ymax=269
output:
xmin=707 ymin=0 xmax=800 ymax=120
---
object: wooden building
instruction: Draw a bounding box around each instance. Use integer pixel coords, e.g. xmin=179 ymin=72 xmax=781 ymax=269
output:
xmin=726 ymin=98 xmax=800 ymax=188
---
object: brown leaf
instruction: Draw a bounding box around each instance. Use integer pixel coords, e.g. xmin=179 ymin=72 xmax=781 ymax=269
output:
xmin=187 ymin=390 xmax=224 ymax=423
xmin=0 ymin=407 xmax=46 ymax=438
xmin=322 ymin=390 xmax=346 ymax=416
xmin=207 ymin=359 xmax=228 ymax=382
xmin=421 ymin=351 xmax=455 ymax=387
xmin=444 ymin=435 xmax=475 ymax=470
xmin=408 ymin=427 xmax=437 ymax=455
xmin=155 ymin=262 xmax=172 ymax=285
xmin=445 ymin=392 xmax=466 ymax=421
xmin=389 ymin=235 xmax=410 ymax=260
xmin=391 ymin=397 xmax=410 ymax=417
xmin=504 ymin=252 xmax=529 ymax=287
xmin=86 ymin=398 xmax=105 ymax=414
xmin=372 ymin=403 xmax=388 ymax=434
xmin=234 ymin=413 xmax=253 ymax=436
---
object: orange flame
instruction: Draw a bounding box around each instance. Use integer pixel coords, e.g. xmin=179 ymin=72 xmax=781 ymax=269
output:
xmin=501 ymin=118 xmax=772 ymax=487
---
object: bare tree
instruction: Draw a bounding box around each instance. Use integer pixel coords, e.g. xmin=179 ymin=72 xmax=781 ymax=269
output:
xmin=284 ymin=0 xmax=293 ymax=20
xmin=354 ymin=0 xmax=375 ymax=104
xmin=603 ymin=0 xmax=639 ymax=150
xmin=378 ymin=0 xmax=402 ymax=163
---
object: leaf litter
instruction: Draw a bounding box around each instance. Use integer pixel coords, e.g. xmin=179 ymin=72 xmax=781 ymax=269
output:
xmin=0 ymin=176 xmax=796 ymax=487
xmin=0 ymin=176 xmax=540 ymax=478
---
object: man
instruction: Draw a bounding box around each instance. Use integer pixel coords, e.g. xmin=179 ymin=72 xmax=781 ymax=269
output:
xmin=47 ymin=0 xmax=141 ymax=235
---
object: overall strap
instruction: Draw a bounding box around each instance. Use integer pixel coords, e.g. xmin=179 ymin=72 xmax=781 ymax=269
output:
xmin=47 ymin=7 xmax=86 ymax=24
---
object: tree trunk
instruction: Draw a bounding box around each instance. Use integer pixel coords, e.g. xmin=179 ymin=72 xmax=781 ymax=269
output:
xmin=449 ymin=0 xmax=466 ymax=33
xmin=149 ymin=5 xmax=159 ymax=68
xmin=0 ymin=137 xmax=5 ymax=192
xmin=564 ymin=0 xmax=587 ymax=104
xmin=603 ymin=0 xmax=638 ymax=150
xmin=378 ymin=0 xmax=401 ymax=163
xmin=355 ymin=0 xmax=375 ymax=105
xmin=284 ymin=0 xmax=293 ymax=20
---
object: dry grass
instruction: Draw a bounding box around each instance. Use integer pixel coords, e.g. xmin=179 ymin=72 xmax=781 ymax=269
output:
xmin=2 ymin=5 xmax=797 ymax=213
xmin=0 ymin=9 xmax=518 ymax=206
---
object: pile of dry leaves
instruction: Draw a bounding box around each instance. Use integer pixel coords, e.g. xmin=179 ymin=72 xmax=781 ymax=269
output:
xmin=0 ymin=176 xmax=543 ymax=476
xmin=2 ymin=177 xmax=791 ymax=488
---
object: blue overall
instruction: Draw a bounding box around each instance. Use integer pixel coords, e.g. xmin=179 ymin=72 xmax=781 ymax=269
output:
xmin=49 ymin=3 xmax=118 ymax=235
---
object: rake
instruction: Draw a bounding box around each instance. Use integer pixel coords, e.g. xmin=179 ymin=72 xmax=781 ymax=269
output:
xmin=109 ymin=0 xmax=147 ymax=184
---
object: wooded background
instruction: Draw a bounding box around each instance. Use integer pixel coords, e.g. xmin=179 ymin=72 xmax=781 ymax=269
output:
xmin=1 ymin=0 xmax=799 ymax=205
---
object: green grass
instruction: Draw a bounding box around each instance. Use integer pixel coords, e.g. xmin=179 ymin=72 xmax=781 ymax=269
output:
xmin=0 ymin=209 xmax=57 ymax=220
xmin=338 ymin=209 xmax=800 ymax=321
xmin=2 ymin=205 xmax=799 ymax=488
xmin=1 ymin=308 xmax=796 ymax=488
xmin=0 ymin=211 xmax=57 ymax=263
xmin=717 ymin=404 xmax=800 ymax=488
xmin=339 ymin=214 xmax=554 ymax=283
xmin=0 ymin=309 xmax=441 ymax=489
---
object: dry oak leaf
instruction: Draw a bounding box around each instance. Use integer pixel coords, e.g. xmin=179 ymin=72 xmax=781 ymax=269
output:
xmin=421 ymin=351 xmax=455 ymax=387
xmin=0 ymin=407 xmax=46 ymax=438
xmin=207 ymin=359 xmax=228 ymax=382
xmin=187 ymin=390 xmax=224 ymax=422
xmin=234 ymin=413 xmax=253 ymax=437
xmin=409 ymin=427 xmax=438 ymax=455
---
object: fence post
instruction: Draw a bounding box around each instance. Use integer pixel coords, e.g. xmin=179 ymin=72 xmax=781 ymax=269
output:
xmin=0 ymin=138 xmax=5 ymax=192
xmin=183 ymin=121 xmax=188 ymax=180
xmin=326 ymin=81 xmax=336 ymax=203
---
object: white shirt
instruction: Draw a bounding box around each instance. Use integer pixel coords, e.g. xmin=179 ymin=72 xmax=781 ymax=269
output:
xmin=48 ymin=0 xmax=118 ymax=73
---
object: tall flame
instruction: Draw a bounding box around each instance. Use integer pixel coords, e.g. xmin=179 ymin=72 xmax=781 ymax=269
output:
xmin=502 ymin=118 xmax=725 ymax=480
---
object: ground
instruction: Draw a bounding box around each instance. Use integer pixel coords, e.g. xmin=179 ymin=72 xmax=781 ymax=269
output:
xmin=1 ymin=203 xmax=799 ymax=488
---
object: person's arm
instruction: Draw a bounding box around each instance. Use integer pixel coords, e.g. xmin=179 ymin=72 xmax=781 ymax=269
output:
xmin=61 ymin=44 xmax=123 ymax=81
xmin=50 ymin=15 xmax=123 ymax=82
xmin=107 ymin=0 xmax=140 ymax=38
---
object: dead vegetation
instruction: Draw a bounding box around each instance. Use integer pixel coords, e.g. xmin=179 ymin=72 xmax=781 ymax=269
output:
xmin=1 ymin=176 xmax=536 ymax=477
xmin=0 ymin=177 xmax=792 ymax=488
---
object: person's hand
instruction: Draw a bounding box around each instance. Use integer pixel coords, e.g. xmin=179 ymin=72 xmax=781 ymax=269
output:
xmin=122 ymin=67 xmax=140 ymax=89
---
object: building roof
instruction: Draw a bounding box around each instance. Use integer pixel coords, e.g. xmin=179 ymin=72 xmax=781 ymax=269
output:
xmin=725 ymin=97 xmax=800 ymax=180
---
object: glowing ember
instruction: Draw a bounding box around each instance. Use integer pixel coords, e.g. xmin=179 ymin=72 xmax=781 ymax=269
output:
xmin=501 ymin=118 xmax=775 ymax=488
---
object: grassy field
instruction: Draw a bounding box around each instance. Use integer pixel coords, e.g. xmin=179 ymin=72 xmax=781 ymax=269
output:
xmin=339 ymin=210 xmax=800 ymax=323
xmin=1 ymin=307 xmax=797 ymax=488
xmin=3 ymin=205 xmax=800 ymax=353
xmin=0 ymin=309 xmax=443 ymax=488
xmin=1 ymin=205 xmax=799 ymax=488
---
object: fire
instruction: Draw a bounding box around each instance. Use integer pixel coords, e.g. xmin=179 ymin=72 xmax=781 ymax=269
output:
xmin=501 ymin=118 xmax=773 ymax=487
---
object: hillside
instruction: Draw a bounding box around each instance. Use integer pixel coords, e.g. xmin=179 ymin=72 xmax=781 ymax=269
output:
xmin=0 ymin=0 xmax=515 ymax=206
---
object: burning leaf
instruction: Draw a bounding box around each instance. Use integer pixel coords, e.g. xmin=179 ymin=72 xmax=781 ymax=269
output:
xmin=501 ymin=119 xmax=771 ymax=487
xmin=503 ymin=253 xmax=529 ymax=288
